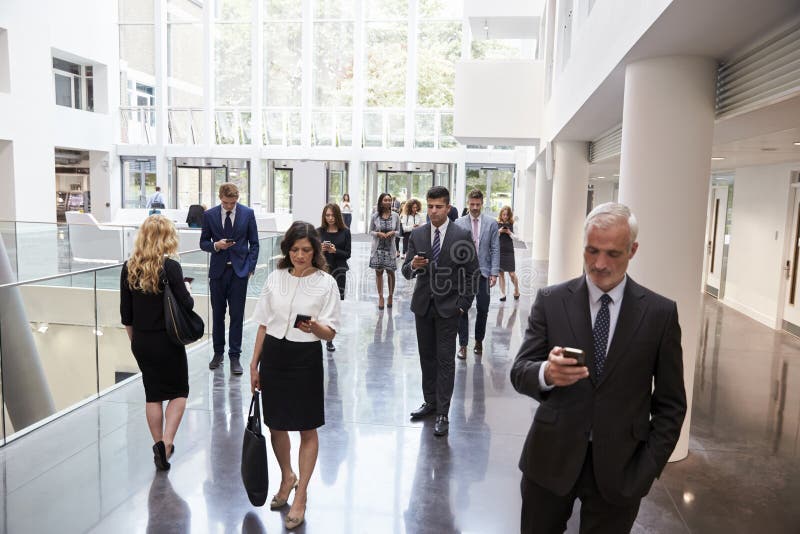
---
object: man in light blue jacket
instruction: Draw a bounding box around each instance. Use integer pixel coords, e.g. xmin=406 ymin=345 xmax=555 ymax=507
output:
xmin=454 ymin=189 xmax=500 ymax=359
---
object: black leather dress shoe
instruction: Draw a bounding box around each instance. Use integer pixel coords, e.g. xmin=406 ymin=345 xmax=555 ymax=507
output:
xmin=209 ymin=353 xmax=224 ymax=370
xmin=230 ymin=357 xmax=244 ymax=375
xmin=326 ymin=341 xmax=336 ymax=352
xmin=433 ymin=415 xmax=449 ymax=436
xmin=457 ymin=346 xmax=467 ymax=360
xmin=473 ymin=342 xmax=483 ymax=355
xmin=410 ymin=402 xmax=436 ymax=419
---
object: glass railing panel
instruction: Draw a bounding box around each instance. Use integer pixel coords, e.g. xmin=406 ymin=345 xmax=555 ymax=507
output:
xmin=336 ymin=111 xmax=353 ymax=147
xmin=311 ymin=111 xmax=333 ymax=147
xmin=0 ymin=220 xmax=19 ymax=284
xmin=263 ymin=109 xmax=286 ymax=146
xmin=96 ymin=265 xmax=139 ymax=393
xmin=119 ymin=106 xmax=155 ymax=144
xmin=439 ymin=111 xmax=457 ymax=149
xmin=239 ymin=110 xmax=253 ymax=144
xmin=168 ymin=108 xmax=193 ymax=144
xmin=387 ymin=111 xmax=405 ymax=148
xmin=362 ymin=111 xmax=383 ymax=147
xmin=414 ymin=111 xmax=435 ymax=148
xmin=1 ymin=271 xmax=100 ymax=440
xmin=215 ymin=110 xmax=237 ymax=144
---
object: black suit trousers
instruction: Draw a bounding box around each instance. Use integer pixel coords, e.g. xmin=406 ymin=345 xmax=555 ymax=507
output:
xmin=520 ymin=445 xmax=641 ymax=534
xmin=414 ymin=304 xmax=459 ymax=416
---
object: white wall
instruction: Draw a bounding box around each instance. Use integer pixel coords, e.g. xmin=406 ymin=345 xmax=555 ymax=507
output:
xmin=0 ymin=140 xmax=13 ymax=219
xmin=454 ymin=60 xmax=544 ymax=145
xmin=592 ymin=180 xmax=615 ymax=207
xmin=544 ymin=0 xmax=672 ymax=141
xmin=0 ymin=0 xmax=118 ymax=222
xmin=723 ymin=161 xmax=798 ymax=327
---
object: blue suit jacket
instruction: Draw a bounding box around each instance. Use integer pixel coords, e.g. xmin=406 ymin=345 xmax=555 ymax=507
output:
xmin=455 ymin=214 xmax=500 ymax=278
xmin=200 ymin=203 xmax=260 ymax=279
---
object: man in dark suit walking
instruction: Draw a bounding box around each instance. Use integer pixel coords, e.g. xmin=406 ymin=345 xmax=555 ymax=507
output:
xmin=510 ymin=202 xmax=686 ymax=533
xmin=200 ymin=182 xmax=259 ymax=375
xmin=402 ymin=186 xmax=479 ymax=436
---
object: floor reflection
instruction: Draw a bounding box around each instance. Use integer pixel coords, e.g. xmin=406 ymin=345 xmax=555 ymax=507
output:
xmin=147 ymin=473 xmax=191 ymax=534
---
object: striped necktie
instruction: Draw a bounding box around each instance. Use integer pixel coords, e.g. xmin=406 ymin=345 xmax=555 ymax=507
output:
xmin=432 ymin=227 xmax=441 ymax=264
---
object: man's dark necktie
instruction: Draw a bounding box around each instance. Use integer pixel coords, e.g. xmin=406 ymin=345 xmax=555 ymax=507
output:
xmin=593 ymin=293 xmax=612 ymax=377
xmin=432 ymin=228 xmax=441 ymax=264
xmin=224 ymin=210 xmax=233 ymax=238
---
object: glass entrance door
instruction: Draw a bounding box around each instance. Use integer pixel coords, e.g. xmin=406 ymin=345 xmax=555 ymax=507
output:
xmin=121 ymin=157 xmax=157 ymax=208
xmin=176 ymin=167 xmax=228 ymax=209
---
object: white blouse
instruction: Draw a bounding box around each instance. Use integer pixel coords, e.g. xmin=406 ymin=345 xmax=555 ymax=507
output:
xmin=251 ymin=268 xmax=341 ymax=342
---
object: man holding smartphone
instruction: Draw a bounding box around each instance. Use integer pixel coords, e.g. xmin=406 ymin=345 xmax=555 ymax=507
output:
xmin=510 ymin=203 xmax=686 ymax=533
xmin=401 ymin=186 xmax=479 ymax=437
xmin=200 ymin=182 xmax=260 ymax=375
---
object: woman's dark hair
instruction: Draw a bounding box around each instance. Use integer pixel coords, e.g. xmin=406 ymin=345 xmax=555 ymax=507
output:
xmin=377 ymin=192 xmax=392 ymax=215
xmin=320 ymin=203 xmax=347 ymax=231
xmin=426 ymin=185 xmax=450 ymax=205
xmin=278 ymin=221 xmax=328 ymax=271
xmin=403 ymin=198 xmax=422 ymax=215
xmin=342 ymin=193 xmax=350 ymax=202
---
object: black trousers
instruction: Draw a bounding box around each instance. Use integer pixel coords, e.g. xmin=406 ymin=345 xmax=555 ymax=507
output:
xmin=330 ymin=266 xmax=347 ymax=300
xmin=520 ymin=445 xmax=641 ymax=534
xmin=414 ymin=304 xmax=459 ymax=416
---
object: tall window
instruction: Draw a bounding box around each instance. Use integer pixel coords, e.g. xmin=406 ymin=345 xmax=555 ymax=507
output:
xmin=263 ymin=0 xmax=303 ymax=146
xmin=313 ymin=0 xmax=355 ymax=146
xmin=119 ymin=0 xmax=155 ymax=143
xmin=215 ymin=0 xmax=252 ymax=144
xmin=167 ymin=0 xmax=204 ymax=144
xmin=121 ymin=157 xmax=157 ymax=208
xmin=466 ymin=165 xmax=515 ymax=217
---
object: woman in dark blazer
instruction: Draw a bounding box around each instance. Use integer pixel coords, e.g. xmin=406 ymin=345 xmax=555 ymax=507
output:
xmin=318 ymin=203 xmax=351 ymax=351
xmin=120 ymin=215 xmax=194 ymax=471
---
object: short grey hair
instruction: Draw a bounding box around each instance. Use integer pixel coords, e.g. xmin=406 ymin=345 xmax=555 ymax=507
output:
xmin=584 ymin=202 xmax=639 ymax=249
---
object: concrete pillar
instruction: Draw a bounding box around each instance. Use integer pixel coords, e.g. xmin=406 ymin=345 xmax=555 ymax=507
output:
xmin=547 ymin=141 xmax=589 ymax=284
xmin=532 ymin=157 xmax=552 ymax=261
xmin=0 ymin=236 xmax=56 ymax=432
xmin=618 ymin=56 xmax=717 ymax=462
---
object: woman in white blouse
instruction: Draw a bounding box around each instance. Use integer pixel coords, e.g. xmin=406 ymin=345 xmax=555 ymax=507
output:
xmin=400 ymin=198 xmax=423 ymax=258
xmin=250 ymin=221 xmax=341 ymax=530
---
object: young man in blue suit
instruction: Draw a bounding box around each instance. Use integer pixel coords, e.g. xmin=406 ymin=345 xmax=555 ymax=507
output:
xmin=200 ymin=183 xmax=259 ymax=375
xmin=454 ymin=189 xmax=500 ymax=359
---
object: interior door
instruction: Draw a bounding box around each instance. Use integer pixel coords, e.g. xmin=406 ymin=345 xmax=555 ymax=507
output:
xmin=782 ymin=186 xmax=800 ymax=330
xmin=705 ymin=186 xmax=728 ymax=297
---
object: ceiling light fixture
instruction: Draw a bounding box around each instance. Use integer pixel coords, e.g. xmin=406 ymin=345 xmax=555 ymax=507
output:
xmin=793 ymin=141 xmax=800 ymax=146
xmin=761 ymin=147 xmax=777 ymax=152
xmin=711 ymin=157 xmax=725 ymax=161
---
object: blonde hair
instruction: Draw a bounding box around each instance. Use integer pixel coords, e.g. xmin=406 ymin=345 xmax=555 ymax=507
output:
xmin=218 ymin=182 xmax=239 ymax=199
xmin=126 ymin=215 xmax=180 ymax=294
xmin=497 ymin=205 xmax=514 ymax=223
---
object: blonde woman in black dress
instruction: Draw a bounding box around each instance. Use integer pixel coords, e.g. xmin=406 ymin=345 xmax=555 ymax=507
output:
xmin=120 ymin=215 xmax=193 ymax=471
xmin=250 ymin=222 xmax=341 ymax=529
xmin=497 ymin=205 xmax=520 ymax=301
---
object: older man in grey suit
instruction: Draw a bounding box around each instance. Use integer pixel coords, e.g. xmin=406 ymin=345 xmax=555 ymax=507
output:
xmin=510 ymin=202 xmax=686 ymax=533
xmin=455 ymin=189 xmax=500 ymax=359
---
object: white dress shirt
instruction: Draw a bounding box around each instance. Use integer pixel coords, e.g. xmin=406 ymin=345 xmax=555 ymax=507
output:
xmin=251 ymin=268 xmax=341 ymax=342
xmin=538 ymin=275 xmax=628 ymax=390
xmin=221 ymin=204 xmax=237 ymax=227
xmin=430 ymin=217 xmax=450 ymax=249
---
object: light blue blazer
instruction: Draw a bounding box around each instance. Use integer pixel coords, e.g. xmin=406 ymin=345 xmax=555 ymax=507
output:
xmin=455 ymin=213 xmax=500 ymax=278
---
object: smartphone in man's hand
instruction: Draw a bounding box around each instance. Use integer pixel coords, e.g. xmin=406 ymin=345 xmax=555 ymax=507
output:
xmin=563 ymin=347 xmax=586 ymax=366
xmin=224 ymin=238 xmax=235 ymax=243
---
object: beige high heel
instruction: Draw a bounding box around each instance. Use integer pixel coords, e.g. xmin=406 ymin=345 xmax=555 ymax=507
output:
xmin=285 ymin=499 xmax=306 ymax=529
xmin=270 ymin=473 xmax=298 ymax=509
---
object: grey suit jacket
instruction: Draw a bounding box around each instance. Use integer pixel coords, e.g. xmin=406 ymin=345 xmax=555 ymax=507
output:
xmin=454 ymin=214 xmax=500 ymax=278
xmin=401 ymin=223 xmax=480 ymax=318
xmin=510 ymin=276 xmax=686 ymax=505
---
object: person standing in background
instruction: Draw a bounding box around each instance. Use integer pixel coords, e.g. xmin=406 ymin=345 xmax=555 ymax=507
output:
xmin=340 ymin=193 xmax=352 ymax=228
xmin=147 ymin=186 xmax=165 ymax=209
xmin=497 ymin=206 xmax=521 ymax=301
xmin=369 ymin=193 xmax=401 ymax=310
xmin=200 ymin=182 xmax=259 ymax=375
xmin=401 ymin=198 xmax=423 ymax=259
xmin=318 ymin=203 xmax=351 ymax=352
xmin=454 ymin=189 xmax=500 ymax=360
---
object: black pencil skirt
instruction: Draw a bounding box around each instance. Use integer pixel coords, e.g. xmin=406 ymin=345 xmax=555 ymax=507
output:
xmin=131 ymin=329 xmax=189 ymax=402
xmin=260 ymin=335 xmax=324 ymax=431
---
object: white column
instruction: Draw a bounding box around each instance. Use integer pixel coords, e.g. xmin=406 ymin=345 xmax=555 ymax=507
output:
xmin=518 ymin=165 xmax=536 ymax=242
xmin=348 ymin=159 xmax=362 ymax=233
xmin=532 ymin=156 xmax=552 ymax=261
xmin=618 ymin=56 xmax=717 ymax=462
xmin=405 ymin=0 xmax=419 ymax=149
xmin=301 ymin=0 xmax=313 ymax=148
xmin=203 ymin=0 xmax=214 ymax=146
xmin=547 ymin=141 xmax=588 ymax=284
xmin=154 ymin=0 xmax=169 ymax=201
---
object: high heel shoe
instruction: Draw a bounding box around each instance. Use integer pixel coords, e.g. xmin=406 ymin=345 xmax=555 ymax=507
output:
xmin=270 ymin=473 xmax=298 ymax=509
xmin=152 ymin=441 xmax=170 ymax=471
xmin=285 ymin=500 xmax=306 ymax=529
xmin=514 ymin=293 xmax=520 ymax=300
xmin=387 ymin=295 xmax=393 ymax=308
xmin=378 ymin=296 xmax=385 ymax=310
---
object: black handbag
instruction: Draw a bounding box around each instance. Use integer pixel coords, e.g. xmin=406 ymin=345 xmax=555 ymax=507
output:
xmin=241 ymin=391 xmax=269 ymax=506
xmin=161 ymin=266 xmax=205 ymax=346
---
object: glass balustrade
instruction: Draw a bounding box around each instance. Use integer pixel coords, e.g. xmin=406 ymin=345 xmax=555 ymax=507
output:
xmin=0 ymin=230 xmax=282 ymax=445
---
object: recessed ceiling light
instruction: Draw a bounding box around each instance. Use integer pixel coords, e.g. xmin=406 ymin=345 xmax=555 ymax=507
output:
xmin=761 ymin=147 xmax=777 ymax=152
xmin=793 ymin=141 xmax=800 ymax=146
xmin=596 ymin=176 xmax=605 ymax=180
xmin=711 ymin=157 xmax=725 ymax=161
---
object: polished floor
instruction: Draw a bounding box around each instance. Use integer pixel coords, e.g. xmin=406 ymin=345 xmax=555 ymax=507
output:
xmin=0 ymin=242 xmax=799 ymax=533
